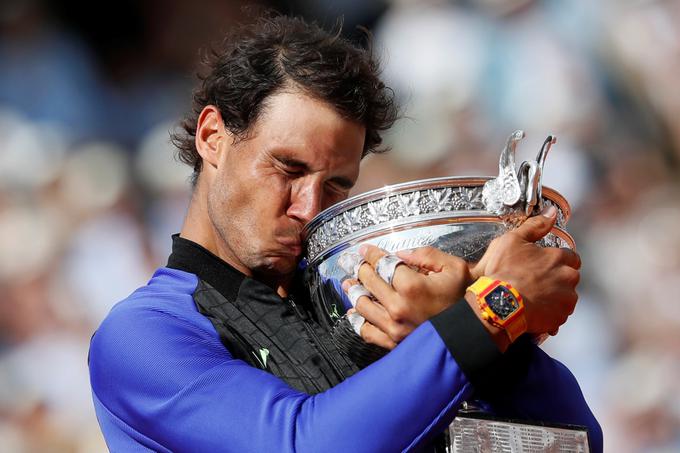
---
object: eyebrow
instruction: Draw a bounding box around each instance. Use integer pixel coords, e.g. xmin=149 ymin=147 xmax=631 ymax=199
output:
xmin=276 ymin=156 xmax=355 ymax=190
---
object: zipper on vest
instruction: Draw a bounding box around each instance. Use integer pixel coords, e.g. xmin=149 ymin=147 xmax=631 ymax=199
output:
xmin=285 ymin=295 xmax=347 ymax=381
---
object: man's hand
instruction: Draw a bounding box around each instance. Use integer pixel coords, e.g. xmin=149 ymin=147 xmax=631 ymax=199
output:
xmin=341 ymin=246 xmax=472 ymax=349
xmin=470 ymin=206 xmax=581 ymax=335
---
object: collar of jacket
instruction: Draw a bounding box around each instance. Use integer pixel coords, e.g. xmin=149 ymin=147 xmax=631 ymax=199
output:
xmin=166 ymin=234 xmax=308 ymax=307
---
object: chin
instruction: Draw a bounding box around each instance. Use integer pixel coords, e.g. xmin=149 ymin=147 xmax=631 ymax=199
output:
xmin=256 ymin=254 xmax=300 ymax=277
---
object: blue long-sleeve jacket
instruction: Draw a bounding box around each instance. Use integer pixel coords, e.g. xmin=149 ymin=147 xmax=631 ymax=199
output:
xmin=89 ymin=239 xmax=602 ymax=452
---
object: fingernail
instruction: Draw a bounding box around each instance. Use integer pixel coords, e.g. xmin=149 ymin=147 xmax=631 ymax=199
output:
xmin=542 ymin=205 xmax=557 ymax=218
xmin=358 ymin=244 xmax=368 ymax=256
xmin=397 ymin=248 xmax=414 ymax=256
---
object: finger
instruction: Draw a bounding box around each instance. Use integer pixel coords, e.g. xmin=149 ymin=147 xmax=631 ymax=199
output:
xmin=358 ymin=244 xmax=388 ymax=267
xmin=360 ymin=322 xmax=397 ymax=350
xmin=513 ymin=205 xmax=557 ymax=242
xmin=354 ymin=293 xmax=394 ymax=335
xmin=552 ymin=288 xmax=579 ymax=316
xmin=396 ymin=247 xmax=446 ymax=273
xmin=398 ymin=247 xmax=471 ymax=283
xmin=341 ymin=278 xmax=359 ymax=292
xmin=361 ymin=244 xmax=425 ymax=289
xmin=357 ymin=260 xmax=396 ymax=302
xmin=357 ymin=244 xmax=401 ymax=297
xmin=356 ymin=263 xmax=420 ymax=325
xmin=342 ymin=279 xmax=374 ymax=309
xmin=558 ymin=248 xmax=582 ymax=270
xmin=346 ymin=310 xmax=365 ymax=334
xmin=556 ymin=266 xmax=580 ymax=289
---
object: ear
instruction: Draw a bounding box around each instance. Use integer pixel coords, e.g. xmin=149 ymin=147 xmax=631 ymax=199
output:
xmin=195 ymin=105 xmax=226 ymax=169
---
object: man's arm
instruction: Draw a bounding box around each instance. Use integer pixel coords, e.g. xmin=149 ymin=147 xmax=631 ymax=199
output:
xmin=89 ymin=274 xmax=503 ymax=453
xmin=430 ymin=294 xmax=602 ymax=452
xmin=350 ymin=208 xmax=602 ymax=451
xmin=472 ymin=340 xmax=604 ymax=453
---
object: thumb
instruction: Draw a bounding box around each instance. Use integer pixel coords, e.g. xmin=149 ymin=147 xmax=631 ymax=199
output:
xmin=514 ymin=205 xmax=557 ymax=242
xmin=396 ymin=246 xmax=454 ymax=273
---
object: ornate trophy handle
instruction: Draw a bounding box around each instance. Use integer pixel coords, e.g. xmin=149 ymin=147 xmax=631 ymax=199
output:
xmin=534 ymin=134 xmax=557 ymax=213
xmin=482 ymin=130 xmax=524 ymax=213
xmin=483 ymin=131 xmax=558 ymax=224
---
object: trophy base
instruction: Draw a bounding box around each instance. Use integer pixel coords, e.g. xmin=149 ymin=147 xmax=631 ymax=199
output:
xmin=437 ymin=411 xmax=591 ymax=452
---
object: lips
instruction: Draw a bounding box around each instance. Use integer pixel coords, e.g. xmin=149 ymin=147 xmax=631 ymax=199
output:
xmin=276 ymin=224 xmax=304 ymax=256
xmin=277 ymin=237 xmax=303 ymax=256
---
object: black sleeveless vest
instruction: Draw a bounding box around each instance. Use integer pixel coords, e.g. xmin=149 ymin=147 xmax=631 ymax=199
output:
xmin=167 ymin=235 xmax=360 ymax=394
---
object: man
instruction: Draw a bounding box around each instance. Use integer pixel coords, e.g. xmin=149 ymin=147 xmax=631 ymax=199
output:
xmin=89 ymin=15 xmax=602 ymax=452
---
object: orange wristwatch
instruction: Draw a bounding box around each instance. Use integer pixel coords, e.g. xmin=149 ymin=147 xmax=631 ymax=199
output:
xmin=467 ymin=277 xmax=527 ymax=342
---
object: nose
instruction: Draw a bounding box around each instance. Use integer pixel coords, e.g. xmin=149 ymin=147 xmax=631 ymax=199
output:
xmin=287 ymin=179 xmax=323 ymax=225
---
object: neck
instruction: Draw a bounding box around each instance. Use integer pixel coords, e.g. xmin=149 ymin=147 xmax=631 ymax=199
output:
xmin=180 ymin=179 xmax=293 ymax=297
xmin=180 ymin=182 xmax=218 ymax=263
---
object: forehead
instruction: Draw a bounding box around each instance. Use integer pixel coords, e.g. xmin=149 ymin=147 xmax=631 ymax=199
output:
xmin=247 ymin=91 xmax=366 ymax=169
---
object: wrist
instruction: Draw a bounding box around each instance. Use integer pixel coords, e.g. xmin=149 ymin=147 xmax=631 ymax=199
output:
xmin=464 ymin=291 xmax=511 ymax=353
xmin=429 ymin=299 xmax=505 ymax=385
xmin=463 ymin=261 xmax=476 ymax=287
xmin=455 ymin=260 xmax=476 ymax=301
xmin=468 ymin=261 xmax=482 ymax=283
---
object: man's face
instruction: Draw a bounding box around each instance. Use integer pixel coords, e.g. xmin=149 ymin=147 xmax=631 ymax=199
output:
xmin=207 ymin=91 xmax=365 ymax=279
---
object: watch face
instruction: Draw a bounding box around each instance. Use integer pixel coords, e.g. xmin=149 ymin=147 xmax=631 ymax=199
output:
xmin=486 ymin=286 xmax=520 ymax=320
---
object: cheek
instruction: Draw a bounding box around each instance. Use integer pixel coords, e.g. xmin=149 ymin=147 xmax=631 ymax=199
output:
xmin=220 ymin=156 xmax=293 ymax=221
xmin=260 ymin=175 xmax=293 ymax=211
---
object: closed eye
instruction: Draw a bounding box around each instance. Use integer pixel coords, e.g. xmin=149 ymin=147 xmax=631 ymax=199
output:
xmin=326 ymin=180 xmax=351 ymax=196
xmin=327 ymin=175 xmax=354 ymax=192
xmin=274 ymin=154 xmax=355 ymax=191
xmin=281 ymin=166 xmax=304 ymax=176
xmin=275 ymin=157 xmax=308 ymax=176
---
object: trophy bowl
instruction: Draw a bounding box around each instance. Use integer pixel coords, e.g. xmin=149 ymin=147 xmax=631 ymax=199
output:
xmin=302 ymin=131 xmax=574 ymax=366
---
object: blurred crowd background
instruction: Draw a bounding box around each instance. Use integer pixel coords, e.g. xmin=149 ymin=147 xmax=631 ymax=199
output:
xmin=1 ymin=0 xmax=679 ymax=451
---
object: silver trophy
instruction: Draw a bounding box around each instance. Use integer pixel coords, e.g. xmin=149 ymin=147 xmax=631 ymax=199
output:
xmin=302 ymin=131 xmax=591 ymax=452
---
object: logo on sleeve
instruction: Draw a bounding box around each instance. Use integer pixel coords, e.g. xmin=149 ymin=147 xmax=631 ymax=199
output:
xmin=253 ymin=347 xmax=270 ymax=369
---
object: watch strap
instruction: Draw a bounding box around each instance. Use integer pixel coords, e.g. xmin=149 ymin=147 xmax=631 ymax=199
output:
xmin=504 ymin=309 xmax=527 ymax=342
xmin=468 ymin=276 xmax=496 ymax=297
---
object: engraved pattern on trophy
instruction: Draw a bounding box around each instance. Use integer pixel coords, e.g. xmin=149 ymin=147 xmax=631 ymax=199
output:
xmin=396 ymin=191 xmax=421 ymax=217
xmin=426 ymin=187 xmax=452 ymax=212
xmin=367 ymin=197 xmax=391 ymax=224
xmin=306 ymin=184 xmax=568 ymax=262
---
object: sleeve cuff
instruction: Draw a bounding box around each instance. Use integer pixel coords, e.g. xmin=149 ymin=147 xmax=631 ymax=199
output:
xmin=430 ymin=300 xmax=503 ymax=385
xmin=430 ymin=301 xmax=533 ymax=390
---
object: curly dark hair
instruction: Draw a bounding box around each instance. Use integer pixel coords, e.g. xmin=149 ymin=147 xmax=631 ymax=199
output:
xmin=172 ymin=14 xmax=398 ymax=185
